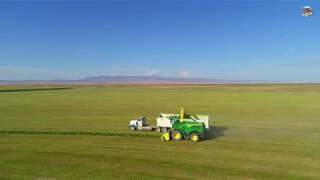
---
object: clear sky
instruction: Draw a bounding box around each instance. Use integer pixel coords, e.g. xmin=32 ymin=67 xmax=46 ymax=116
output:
xmin=0 ymin=0 xmax=319 ymax=82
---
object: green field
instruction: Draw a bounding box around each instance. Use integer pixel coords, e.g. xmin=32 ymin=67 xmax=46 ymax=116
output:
xmin=0 ymin=84 xmax=319 ymax=179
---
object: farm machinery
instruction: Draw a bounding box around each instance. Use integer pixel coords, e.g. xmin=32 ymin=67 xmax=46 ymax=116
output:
xmin=129 ymin=109 xmax=210 ymax=142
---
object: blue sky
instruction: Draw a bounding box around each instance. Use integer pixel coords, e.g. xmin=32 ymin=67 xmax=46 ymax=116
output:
xmin=0 ymin=0 xmax=319 ymax=82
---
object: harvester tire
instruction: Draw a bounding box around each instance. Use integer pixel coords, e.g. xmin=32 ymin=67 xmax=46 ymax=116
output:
xmin=190 ymin=133 xmax=200 ymax=142
xmin=171 ymin=130 xmax=183 ymax=141
xmin=161 ymin=132 xmax=171 ymax=141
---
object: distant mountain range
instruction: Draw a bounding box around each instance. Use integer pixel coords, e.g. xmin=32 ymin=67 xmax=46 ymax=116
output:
xmin=0 ymin=75 xmax=276 ymax=85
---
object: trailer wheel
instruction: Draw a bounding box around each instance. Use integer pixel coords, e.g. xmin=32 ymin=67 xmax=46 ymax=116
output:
xmin=190 ymin=133 xmax=200 ymax=142
xmin=130 ymin=126 xmax=136 ymax=131
xmin=161 ymin=127 xmax=167 ymax=132
xmin=171 ymin=130 xmax=183 ymax=141
xmin=156 ymin=127 xmax=162 ymax=132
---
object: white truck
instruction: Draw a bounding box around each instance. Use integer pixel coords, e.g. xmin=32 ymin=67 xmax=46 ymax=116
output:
xmin=129 ymin=117 xmax=155 ymax=131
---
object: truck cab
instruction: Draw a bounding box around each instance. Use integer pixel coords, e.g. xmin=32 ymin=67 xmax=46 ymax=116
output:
xmin=129 ymin=117 xmax=146 ymax=131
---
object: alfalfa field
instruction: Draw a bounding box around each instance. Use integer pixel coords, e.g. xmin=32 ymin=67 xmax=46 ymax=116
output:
xmin=0 ymin=84 xmax=319 ymax=179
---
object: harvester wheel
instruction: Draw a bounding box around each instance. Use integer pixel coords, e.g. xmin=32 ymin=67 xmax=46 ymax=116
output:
xmin=190 ymin=133 xmax=200 ymax=142
xmin=161 ymin=132 xmax=171 ymax=141
xmin=171 ymin=130 xmax=183 ymax=141
xmin=130 ymin=126 xmax=136 ymax=131
xmin=156 ymin=127 xmax=162 ymax=132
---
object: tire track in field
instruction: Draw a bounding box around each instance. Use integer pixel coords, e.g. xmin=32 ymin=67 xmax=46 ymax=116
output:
xmin=0 ymin=130 xmax=159 ymax=138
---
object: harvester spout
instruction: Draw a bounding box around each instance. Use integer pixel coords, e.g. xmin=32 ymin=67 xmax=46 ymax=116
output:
xmin=180 ymin=108 xmax=184 ymax=122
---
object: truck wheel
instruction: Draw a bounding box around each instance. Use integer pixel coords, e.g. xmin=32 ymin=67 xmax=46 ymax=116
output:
xmin=156 ymin=127 xmax=162 ymax=132
xmin=171 ymin=130 xmax=183 ymax=141
xmin=130 ymin=126 xmax=136 ymax=131
xmin=161 ymin=127 xmax=167 ymax=132
xmin=190 ymin=133 xmax=200 ymax=142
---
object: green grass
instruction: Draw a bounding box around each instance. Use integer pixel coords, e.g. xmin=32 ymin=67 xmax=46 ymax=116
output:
xmin=0 ymin=84 xmax=319 ymax=179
